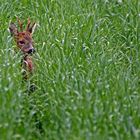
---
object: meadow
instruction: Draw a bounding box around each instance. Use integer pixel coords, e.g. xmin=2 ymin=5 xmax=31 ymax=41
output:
xmin=0 ymin=0 xmax=140 ymax=139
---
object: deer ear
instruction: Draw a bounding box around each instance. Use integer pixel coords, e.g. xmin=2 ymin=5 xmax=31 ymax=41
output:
xmin=27 ymin=22 xmax=36 ymax=34
xmin=9 ymin=23 xmax=18 ymax=36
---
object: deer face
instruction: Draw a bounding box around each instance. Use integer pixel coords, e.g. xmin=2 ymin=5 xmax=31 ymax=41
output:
xmin=9 ymin=19 xmax=36 ymax=54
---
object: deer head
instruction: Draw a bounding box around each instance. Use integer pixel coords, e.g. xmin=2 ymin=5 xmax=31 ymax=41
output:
xmin=9 ymin=18 xmax=36 ymax=54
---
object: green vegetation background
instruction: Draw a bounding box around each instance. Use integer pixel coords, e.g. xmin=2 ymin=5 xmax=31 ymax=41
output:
xmin=0 ymin=0 xmax=140 ymax=140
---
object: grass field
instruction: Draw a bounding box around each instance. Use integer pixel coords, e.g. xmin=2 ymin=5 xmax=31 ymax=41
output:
xmin=0 ymin=0 xmax=140 ymax=139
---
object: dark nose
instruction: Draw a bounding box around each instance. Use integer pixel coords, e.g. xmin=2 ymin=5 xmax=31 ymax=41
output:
xmin=28 ymin=48 xmax=35 ymax=54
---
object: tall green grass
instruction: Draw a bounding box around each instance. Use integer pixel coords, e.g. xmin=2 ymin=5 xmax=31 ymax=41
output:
xmin=0 ymin=0 xmax=140 ymax=139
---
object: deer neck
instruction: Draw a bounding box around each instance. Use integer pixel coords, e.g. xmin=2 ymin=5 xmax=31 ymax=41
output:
xmin=23 ymin=54 xmax=34 ymax=73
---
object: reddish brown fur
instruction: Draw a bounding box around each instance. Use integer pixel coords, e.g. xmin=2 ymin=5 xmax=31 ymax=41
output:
xmin=9 ymin=18 xmax=36 ymax=80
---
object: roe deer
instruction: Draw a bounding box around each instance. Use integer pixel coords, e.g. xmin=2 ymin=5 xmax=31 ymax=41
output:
xmin=9 ymin=18 xmax=36 ymax=80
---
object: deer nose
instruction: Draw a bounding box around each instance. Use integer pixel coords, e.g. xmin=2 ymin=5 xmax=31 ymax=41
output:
xmin=28 ymin=48 xmax=35 ymax=54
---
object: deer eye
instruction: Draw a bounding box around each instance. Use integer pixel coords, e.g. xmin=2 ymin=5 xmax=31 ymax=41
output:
xmin=19 ymin=41 xmax=25 ymax=45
